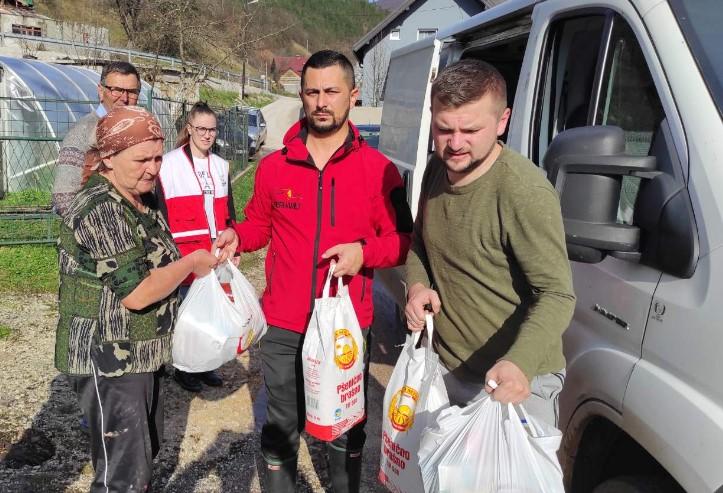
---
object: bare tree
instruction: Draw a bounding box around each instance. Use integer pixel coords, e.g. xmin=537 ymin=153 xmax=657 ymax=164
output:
xmin=104 ymin=0 xmax=295 ymax=103
xmin=115 ymin=0 xmax=144 ymax=46
xmin=367 ymin=35 xmax=389 ymax=107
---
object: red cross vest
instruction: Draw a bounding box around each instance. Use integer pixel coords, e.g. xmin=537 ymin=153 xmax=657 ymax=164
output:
xmin=159 ymin=145 xmax=230 ymax=276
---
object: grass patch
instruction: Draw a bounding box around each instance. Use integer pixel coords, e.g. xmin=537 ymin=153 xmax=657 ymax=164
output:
xmin=0 ymin=189 xmax=58 ymax=244
xmin=0 ymin=189 xmax=51 ymax=208
xmin=232 ymin=163 xmax=258 ymax=221
xmin=0 ymin=324 xmax=11 ymax=340
xmin=242 ymin=93 xmax=274 ymax=109
xmin=0 ymin=245 xmax=58 ymax=294
xmin=0 ymin=218 xmax=59 ymax=244
xmin=199 ymin=87 xmax=273 ymax=111
xmin=200 ymin=85 xmax=240 ymax=109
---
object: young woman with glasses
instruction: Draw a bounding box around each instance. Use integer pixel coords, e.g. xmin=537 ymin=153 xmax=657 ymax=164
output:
xmin=156 ymin=101 xmax=239 ymax=392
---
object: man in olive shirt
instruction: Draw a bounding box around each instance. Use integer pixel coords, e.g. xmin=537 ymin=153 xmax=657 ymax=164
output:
xmin=404 ymin=59 xmax=575 ymax=426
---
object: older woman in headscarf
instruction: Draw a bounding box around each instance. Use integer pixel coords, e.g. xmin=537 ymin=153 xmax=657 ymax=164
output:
xmin=54 ymin=106 xmax=232 ymax=492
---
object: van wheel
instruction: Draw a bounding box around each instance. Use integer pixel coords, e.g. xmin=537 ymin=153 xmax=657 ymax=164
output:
xmin=593 ymin=475 xmax=682 ymax=493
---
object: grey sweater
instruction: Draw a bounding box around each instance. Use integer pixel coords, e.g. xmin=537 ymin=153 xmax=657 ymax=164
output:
xmin=406 ymin=146 xmax=576 ymax=381
xmin=52 ymin=110 xmax=100 ymax=216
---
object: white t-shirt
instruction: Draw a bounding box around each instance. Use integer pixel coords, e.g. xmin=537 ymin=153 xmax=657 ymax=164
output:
xmin=192 ymin=156 xmax=217 ymax=240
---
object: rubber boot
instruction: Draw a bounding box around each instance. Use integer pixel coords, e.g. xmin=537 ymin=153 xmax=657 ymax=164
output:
xmin=261 ymin=456 xmax=297 ymax=493
xmin=327 ymin=446 xmax=363 ymax=493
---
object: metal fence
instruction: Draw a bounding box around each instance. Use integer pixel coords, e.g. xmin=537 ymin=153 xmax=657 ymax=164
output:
xmin=0 ymin=95 xmax=249 ymax=246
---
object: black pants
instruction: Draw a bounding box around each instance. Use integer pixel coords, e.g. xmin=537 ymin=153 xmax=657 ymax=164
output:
xmin=69 ymin=366 xmax=164 ymax=493
xmin=260 ymin=325 xmax=371 ymax=465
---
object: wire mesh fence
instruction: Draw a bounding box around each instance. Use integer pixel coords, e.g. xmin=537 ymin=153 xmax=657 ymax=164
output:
xmin=0 ymin=95 xmax=249 ymax=246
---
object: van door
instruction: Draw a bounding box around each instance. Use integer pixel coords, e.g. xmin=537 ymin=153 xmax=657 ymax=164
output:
xmin=378 ymin=38 xmax=441 ymax=218
xmin=377 ymin=39 xmax=441 ymax=308
xmin=525 ymin=2 xmax=684 ymax=428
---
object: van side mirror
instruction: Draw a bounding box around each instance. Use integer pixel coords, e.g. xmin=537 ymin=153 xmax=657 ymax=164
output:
xmin=544 ymin=126 xmax=656 ymax=263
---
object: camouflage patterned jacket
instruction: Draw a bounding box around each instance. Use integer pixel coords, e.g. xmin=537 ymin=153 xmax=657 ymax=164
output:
xmin=55 ymin=174 xmax=181 ymax=376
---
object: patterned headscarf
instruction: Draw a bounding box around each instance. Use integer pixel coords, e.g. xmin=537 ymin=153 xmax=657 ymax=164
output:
xmin=82 ymin=106 xmax=164 ymax=185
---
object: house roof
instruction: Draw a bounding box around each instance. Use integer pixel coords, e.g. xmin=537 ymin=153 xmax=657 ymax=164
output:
xmin=279 ymin=69 xmax=301 ymax=80
xmin=353 ymin=0 xmax=416 ymax=59
xmin=273 ymin=55 xmax=307 ymax=76
xmin=353 ymin=0 xmax=487 ymax=60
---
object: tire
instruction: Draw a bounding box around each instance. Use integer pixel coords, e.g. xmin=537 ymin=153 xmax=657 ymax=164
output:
xmin=593 ymin=475 xmax=683 ymax=493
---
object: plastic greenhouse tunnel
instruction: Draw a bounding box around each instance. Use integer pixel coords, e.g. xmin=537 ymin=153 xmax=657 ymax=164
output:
xmin=0 ymin=56 xmax=174 ymax=197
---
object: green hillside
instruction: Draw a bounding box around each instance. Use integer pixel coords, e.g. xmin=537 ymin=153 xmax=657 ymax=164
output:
xmin=36 ymin=0 xmax=385 ymax=68
xmin=259 ymin=0 xmax=386 ymax=53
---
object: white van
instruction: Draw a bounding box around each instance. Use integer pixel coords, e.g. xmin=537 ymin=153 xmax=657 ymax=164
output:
xmin=378 ymin=0 xmax=722 ymax=491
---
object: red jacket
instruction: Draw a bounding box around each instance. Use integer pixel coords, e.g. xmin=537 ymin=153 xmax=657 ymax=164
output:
xmin=234 ymin=120 xmax=412 ymax=333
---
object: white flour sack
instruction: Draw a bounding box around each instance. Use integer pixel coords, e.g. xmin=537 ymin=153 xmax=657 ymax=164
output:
xmin=379 ymin=314 xmax=449 ymax=493
xmin=302 ymin=263 xmax=366 ymax=441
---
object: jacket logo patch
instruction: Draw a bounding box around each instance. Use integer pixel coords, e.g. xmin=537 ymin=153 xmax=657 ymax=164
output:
xmin=273 ymin=188 xmax=302 ymax=210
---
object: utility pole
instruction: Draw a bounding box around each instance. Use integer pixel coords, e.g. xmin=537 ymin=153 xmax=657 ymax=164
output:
xmin=240 ymin=0 xmax=253 ymax=101
xmin=241 ymin=60 xmax=246 ymax=100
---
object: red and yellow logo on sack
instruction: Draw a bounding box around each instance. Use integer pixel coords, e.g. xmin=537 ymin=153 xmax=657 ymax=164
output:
xmin=242 ymin=329 xmax=254 ymax=349
xmin=333 ymin=328 xmax=358 ymax=370
xmin=236 ymin=328 xmax=255 ymax=354
xmin=388 ymin=386 xmax=419 ymax=432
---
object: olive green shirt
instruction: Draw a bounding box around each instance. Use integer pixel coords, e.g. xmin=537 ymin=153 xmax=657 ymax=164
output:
xmin=406 ymin=146 xmax=576 ymax=381
xmin=55 ymin=174 xmax=181 ymax=377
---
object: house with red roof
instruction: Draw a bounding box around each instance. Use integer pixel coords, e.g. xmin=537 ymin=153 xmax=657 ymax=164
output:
xmin=271 ymin=55 xmax=308 ymax=94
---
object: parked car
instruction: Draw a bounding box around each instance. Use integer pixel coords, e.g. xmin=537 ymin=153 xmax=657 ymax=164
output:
xmin=247 ymin=108 xmax=267 ymax=156
xmin=214 ymin=114 xmax=245 ymax=159
xmin=215 ymin=107 xmax=267 ymax=158
xmin=356 ymin=124 xmax=380 ymax=149
xmin=379 ymin=1 xmax=722 ymax=492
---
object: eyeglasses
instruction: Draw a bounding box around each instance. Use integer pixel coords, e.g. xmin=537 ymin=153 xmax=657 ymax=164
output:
xmin=102 ymin=84 xmax=141 ymax=99
xmin=190 ymin=125 xmax=218 ymax=135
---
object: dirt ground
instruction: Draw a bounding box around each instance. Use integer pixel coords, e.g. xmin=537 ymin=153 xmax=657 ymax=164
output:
xmin=0 ymin=248 xmax=406 ymax=492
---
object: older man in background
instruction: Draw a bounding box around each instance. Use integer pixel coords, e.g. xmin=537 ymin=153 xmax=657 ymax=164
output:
xmin=52 ymin=61 xmax=142 ymax=216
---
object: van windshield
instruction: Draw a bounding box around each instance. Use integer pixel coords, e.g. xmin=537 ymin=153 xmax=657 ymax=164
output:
xmin=669 ymin=0 xmax=723 ymax=116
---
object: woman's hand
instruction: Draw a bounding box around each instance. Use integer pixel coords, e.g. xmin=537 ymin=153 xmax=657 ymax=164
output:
xmin=212 ymin=228 xmax=239 ymax=263
xmin=190 ymin=249 xmax=220 ymax=277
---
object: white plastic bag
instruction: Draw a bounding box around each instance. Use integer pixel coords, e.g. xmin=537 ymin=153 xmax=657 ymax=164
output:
xmin=379 ymin=314 xmax=449 ymax=493
xmin=302 ymin=263 xmax=366 ymax=441
xmin=172 ymin=260 xmax=267 ymax=373
xmin=216 ymin=262 xmax=267 ymax=353
xmin=418 ymin=396 xmax=564 ymax=493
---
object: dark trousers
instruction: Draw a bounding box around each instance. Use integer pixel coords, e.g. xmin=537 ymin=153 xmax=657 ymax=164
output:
xmin=69 ymin=366 xmax=164 ymax=493
xmin=259 ymin=325 xmax=371 ymax=465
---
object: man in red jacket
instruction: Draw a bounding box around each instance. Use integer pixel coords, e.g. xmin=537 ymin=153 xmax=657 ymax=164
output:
xmin=220 ymin=50 xmax=412 ymax=492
